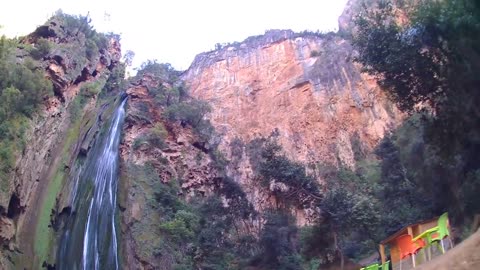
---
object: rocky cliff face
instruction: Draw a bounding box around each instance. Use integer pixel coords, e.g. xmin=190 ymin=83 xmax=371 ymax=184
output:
xmin=120 ymin=75 xmax=223 ymax=270
xmin=0 ymin=15 xmax=122 ymax=268
xmin=183 ymin=29 xmax=402 ymax=224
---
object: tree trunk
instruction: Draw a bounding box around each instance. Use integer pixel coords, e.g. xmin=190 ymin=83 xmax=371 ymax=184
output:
xmin=334 ymin=231 xmax=345 ymax=270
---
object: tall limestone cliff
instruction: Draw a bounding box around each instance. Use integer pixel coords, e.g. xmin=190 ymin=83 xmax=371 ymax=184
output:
xmin=182 ymin=29 xmax=402 ymax=223
xmin=0 ymin=13 xmax=122 ymax=268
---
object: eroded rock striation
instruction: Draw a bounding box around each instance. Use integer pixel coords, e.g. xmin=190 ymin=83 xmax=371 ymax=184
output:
xmin=183 ymin=29 xmax=402 ymax=223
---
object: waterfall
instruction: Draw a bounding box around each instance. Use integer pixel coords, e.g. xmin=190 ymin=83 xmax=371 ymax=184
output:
xmin=57 ymin=97 xmax=127 ymax=270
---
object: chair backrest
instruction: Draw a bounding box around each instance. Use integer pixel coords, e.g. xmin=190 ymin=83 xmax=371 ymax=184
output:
xmin=437 ymin=212 xmax=450 ymax=238
xmin=365 ymin=263 xmax=379 ymax=270
xmin=396 ymin=234 xmax=425 ymax=259
xmin=382 ymin=260 xmax=390 ymax=270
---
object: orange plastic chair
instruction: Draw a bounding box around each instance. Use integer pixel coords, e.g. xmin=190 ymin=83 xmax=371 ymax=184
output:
xmin=396 ymin=234 xmax=425 ymax=269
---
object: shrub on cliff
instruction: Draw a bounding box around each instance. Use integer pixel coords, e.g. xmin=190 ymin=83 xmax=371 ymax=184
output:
xmin=103 ymin=63 xmax=126 ymax=94
xmin=135 ymin=61 xmax=179 ymax=83
xmin=0 ymin=36 xmax=53 ymax=183
xmin=147 ymin=122 xmax=168 ymax=148
xmin=257 ymin=140 xmax=321 ymax=208
xmin=164 ymin=100 xmax=211 ymax=128
xmin=29 ymin=38 xmax=52 ymax=60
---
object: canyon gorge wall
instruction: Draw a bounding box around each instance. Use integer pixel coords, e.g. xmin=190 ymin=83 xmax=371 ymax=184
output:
xmin=182 ymin=29 xmax=402 ymax=223
xmin=0 ymin=15 xmax=122 ymax=268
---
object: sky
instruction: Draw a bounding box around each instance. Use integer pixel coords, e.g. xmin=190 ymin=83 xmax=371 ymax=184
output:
xmin=0 ymin=0 xmax=349 ymax=71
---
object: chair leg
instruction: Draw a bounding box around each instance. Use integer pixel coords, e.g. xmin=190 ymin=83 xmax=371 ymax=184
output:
xmin=400 ymin=256 xmax=402 ymax=270
xmin=422 ymin=248 xmax=427 ymax=263
xmin=412 ymin=254 xmax=416 ymax=268
xmin=440 ymin=239 xmax=445 ymax=254
xmin=448 ymin=237 xmax=454 ymax=249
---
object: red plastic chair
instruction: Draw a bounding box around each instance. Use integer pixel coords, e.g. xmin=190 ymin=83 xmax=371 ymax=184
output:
xmin=396 ymin=234 xmax=425 ymax=269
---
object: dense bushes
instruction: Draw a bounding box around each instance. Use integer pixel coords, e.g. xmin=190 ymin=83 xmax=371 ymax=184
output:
xmin=164 ymin=100 xmax=211 ymax=130
xmin=151 ymin=178 xmax=257 ymax=269
xmin=0 ymin=36 xmax=53 ymax=183
xmin=29 ymin=38 xmax=53 ymax=60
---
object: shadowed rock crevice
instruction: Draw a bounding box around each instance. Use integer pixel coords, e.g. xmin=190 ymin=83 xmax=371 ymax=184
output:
xmin=6 ymin=194 xmax=23 ymax=220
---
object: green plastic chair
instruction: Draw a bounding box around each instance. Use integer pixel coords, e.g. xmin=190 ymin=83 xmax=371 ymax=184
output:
xmin=420 ymin=212 xmax=453 ymax=253
xmin=432 ymin=212 xmax=449 ymax=240
xmin=359 ymin=263 xmax=380 ymax=270
xmin=381 ymin=260 xmax=390 ymax=270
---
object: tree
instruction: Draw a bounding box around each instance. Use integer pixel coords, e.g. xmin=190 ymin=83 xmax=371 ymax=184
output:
xmin=352 ymin=0 xmax=480 ymax=222
xmin=320 ymin=169 xmax=381 ymax=269
xmin=104 ymin=63 xmax=126 ymax=93
xmin=163 ymin=99 xmax=211 ymax=128
xmin=256 ymin=211 xmax=301 ymax=270
xmin=352 ymin=1 xmax=445 ymax=112
xmin=122 ymin=50 xmax=135 ymax=67
xmin=375 ymin=136 xmax=433 ymax=235
xmin=0 ymin=87 xmax=23 ymax=119
xmin=135 ymin=60 xmax=179 ymax=82
xmin=258 ymin=140 xmax=321 ymax=208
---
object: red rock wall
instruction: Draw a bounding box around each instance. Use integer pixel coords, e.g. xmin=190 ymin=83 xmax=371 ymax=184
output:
xmin=183 ymin=30 xmax=402 ymax=223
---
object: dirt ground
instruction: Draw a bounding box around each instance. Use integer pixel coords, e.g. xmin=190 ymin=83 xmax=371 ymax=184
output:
xmin=415 ymin=229 xmax=480 ymax=270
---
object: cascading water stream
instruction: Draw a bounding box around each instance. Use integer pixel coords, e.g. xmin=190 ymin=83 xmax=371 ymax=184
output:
xmin=57 ymin=97 xmax=127 ymax=270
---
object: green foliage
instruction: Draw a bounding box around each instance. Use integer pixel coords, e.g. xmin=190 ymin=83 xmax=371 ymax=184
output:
xmin=69 ymin=92 xmax=88 ymax=122
xmin=69 ymin=79 xmax=106 ymax=121
xmin=374 ymin=136 xmax=434 ymax=234
xmin=460 ymin=170 xmax=480 ymax=216
xmin=133 ymin=60 xmax=213 ymax=143
xmin=254 ymin=211 xmax=302 ymax=270
xmin=320 ymin=165 xmax=383 ymax=261
xmin=135 ymin=60 xmax=179 ymax=82
xmin=81 ymin=79 xmax=105 ymax=97
xmin=0 ymin=35 xmax=53 ymax=183
xmin=30 ymin=38 xmax=52 ymax=60
xmin=258 ymin=139 xmax=321 ymax=207
xmin=0 ymin=112 xmax=29 ymax=190
xmin=85 ymin=39 xmax=99 ymax=60
xmin=352 ymin=0 xmax=480 ymax=222
xmin=164 ymin=100 xmax=211 ymax=129
xmin=153 ymin=179 xmax=184 ymax=219
xmin=51 ymin=10 xmax=107 ymax=48
xmin=220 ymin=177 xmax=255 ymax=220
xmin=148 ymin=122 xmax=168 ymax=148
xmin=352 ymin=1 xmax=442 ymax=111
xmin=300 ymin=224 xmax=336 ymax=265
xmin=103 ymin=62 xmax=126 ymax=94
xmin=38 ymin=11 xmax=115 ymax=86
xmin=152 ymin=184 xmax=256 ymax=269
xmin=159 ymin=210 xmax=199 ymax=242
